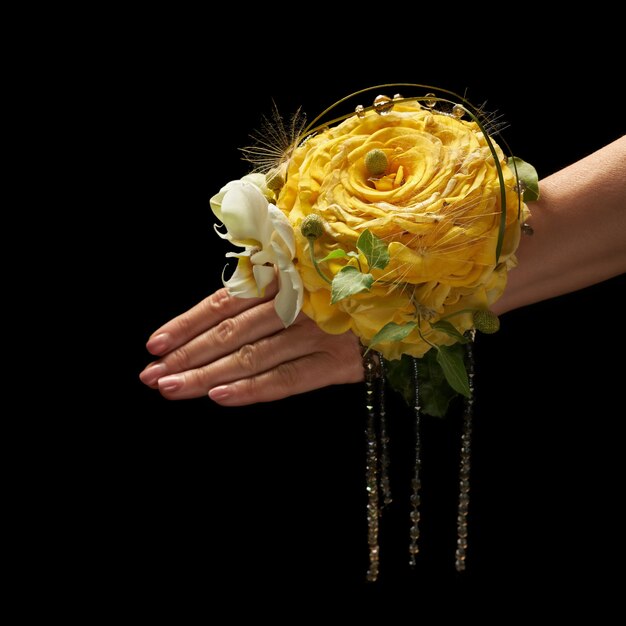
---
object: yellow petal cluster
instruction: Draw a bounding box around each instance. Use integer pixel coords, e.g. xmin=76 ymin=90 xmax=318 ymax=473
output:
xmin=278 ymin=101 xmax=529 ymax=359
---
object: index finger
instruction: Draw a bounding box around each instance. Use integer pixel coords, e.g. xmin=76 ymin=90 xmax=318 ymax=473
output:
xmin=146 ymin=283 xmax=278 ymax=356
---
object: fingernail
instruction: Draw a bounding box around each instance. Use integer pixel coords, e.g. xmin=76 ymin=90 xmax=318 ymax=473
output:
xmin=209 ymin=385 xmax=230 ymax=402
xmin=139 ymin=362 xmax=167 ymax=385
xmin=158 ymin=374 xmax=183 ymax=393
xmin=147 ymin=333 xmax=171 ymax=355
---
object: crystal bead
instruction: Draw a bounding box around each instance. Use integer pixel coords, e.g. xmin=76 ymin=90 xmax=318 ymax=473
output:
xmin=452 ymin=104 xmax=465 ymax=119
xmin=424 ymin=93 xmax=437 ymax=108
xmin=373 ymin=95 xmax=394 ymax=116
xmin=355 ymin=104 xmax=366 ymax=118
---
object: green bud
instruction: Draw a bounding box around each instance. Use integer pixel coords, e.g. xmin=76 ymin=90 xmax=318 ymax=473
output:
xmin=300 ymin=214 xmax=325 ymax=240
xmin=364 ymin=149 xmax=388 ymax=176
xmin=473 ymin=310 xmax=500 ymax=334
xmin=266 ymin=168 xmax=285 ymax=192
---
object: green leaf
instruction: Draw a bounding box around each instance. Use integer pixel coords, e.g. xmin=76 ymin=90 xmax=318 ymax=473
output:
xmin=418 ymin=349 xmax=460 ymax=417
xmin=330 ymin=267 xmax=373 ymax=304
xmin=384 ymin=355 xmax=416 ymax=407
xmin=384 ymin=350 xmax=460 ymax=418
xmin=356 ymin=229 xmax=390 ymax=270
xmin=508 ymin=156 xmax=540 ymax=202
xmin=368 ymin=321 xmax=418 ymax=350
xmin=436 ymin=345 xmax=470 ymax=397
xmin=319 ymin=249 xmax=348 ymax=262
xmin=431 ymin=320 xmax=468 ymax=344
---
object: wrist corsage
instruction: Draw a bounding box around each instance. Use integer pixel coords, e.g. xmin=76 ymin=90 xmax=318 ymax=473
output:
xmin=210 ymin=84 xmax=537 ymax=581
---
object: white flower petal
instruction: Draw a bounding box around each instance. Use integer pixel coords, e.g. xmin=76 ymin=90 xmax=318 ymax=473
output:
xmin=250 ymin=249 xmax=273 ymax=266
xmin=274 ymin=265 xmax=304 ymax=327
xmin=225 ymin=248 xmax=252 ymax=260
xmin=267 ymin=204 xmax=296 ymax=258
xmin=268 ymin=239 xmax=294 ymax=270
xmin=214 ymin=223 xmax=233 ymax=241
xmin=253 ymin=265 xmax=275 ymax=294
xmin=211 ymin=177 xmax=302 ymax=325
xmin=210 ymin=179 xmax=242 ymax=223
xmin=223 ymin=257 xmax=259 ymax=299
xmin=220 ymin=183 xmax=272 ymax=245
xmin=241 ymin=173 xmax=272 ymax=198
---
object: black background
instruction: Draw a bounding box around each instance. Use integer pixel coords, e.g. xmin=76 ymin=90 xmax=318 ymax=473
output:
xmin=115 ymin=23 xmax=625 ymax=608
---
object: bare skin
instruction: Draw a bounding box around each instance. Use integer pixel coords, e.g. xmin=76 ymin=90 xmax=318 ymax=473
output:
xmin=140 ymin=137 xmax=626 ymax=406
xmin=492 ymin=136 xmax=626 ymax=315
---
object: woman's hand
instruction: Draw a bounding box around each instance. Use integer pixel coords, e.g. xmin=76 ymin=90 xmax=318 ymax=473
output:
xmin=139 ymin=285 xmax=364 ymax=406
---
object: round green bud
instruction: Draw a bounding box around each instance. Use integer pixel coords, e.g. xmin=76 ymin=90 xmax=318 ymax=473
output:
xmin=473 ymin=310 xmax=500 ymax=334
xmin=266 ymin=168 xmax=285 ymax=192
xmin=300 ymin=214 xmax=325 ymax=240
xmin=364 ymin=149 xmax=388 ymax=176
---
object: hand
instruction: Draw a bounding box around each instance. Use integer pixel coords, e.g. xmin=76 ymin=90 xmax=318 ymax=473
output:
xmin=139 ymin=285 xmax=364 ymax=406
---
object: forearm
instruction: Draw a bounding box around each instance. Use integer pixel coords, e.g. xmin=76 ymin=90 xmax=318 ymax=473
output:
xmin=493 ymin=136 xmax=626 ymax=315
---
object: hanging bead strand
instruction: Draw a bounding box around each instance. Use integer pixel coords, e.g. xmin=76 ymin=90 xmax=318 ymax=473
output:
xmin=455 ymin=339 xmax=475 ymax=572
xmin=363 ymin=351 xmax=380 ymax=582
xmin=408 ymin=357 xmax=423 ymax=567
xmin=377 ymin=357 xmax=392 ymax=509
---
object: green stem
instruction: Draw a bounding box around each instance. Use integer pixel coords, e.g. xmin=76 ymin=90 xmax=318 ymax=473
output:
xmin=308 ymin=237 xmax=333 ymax=284
xmin=415 ymin=314 xmax=438 ymax=351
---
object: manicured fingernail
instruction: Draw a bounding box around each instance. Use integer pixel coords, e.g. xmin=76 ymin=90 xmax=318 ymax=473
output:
xmin=209 ymin=385 xmax=230 ymax=402
xmin=158 ymin=374 xmax=183 ymax=393
xmin=140 ymin=362 xmax=168 ymax=385
xmin=147 ymin=333 xmax=171 ymax=355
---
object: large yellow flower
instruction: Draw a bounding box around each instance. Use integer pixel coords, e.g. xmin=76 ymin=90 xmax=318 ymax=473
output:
xmin=278 ymin=101 xmax=529 ymax=360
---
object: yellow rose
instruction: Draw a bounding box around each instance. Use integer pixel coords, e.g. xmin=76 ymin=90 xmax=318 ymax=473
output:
xmin=278 ymin=101 xmax=529 ymax=360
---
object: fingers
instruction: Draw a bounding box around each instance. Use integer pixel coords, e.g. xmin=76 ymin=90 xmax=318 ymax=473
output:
xmin=141 ymin=285 xmax=364 ymax=406
xmin=145 ymin=283 xmax=277 ymax=357
xmin=155 ymin=316 xmax=363 ymax=405
xmin=209 ymin=345 xmax=363 ymax=406
xmin=140 ymin=299 xmax=285 ymax=388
